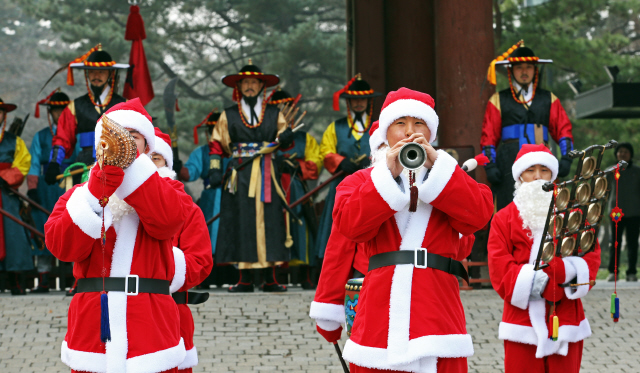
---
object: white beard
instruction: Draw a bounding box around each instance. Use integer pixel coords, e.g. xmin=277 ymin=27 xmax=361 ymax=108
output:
xmin=107 ymin=194 xmax=135 ymax=223
xmin=157 ymin=166 xmax=176 ymax=179
xmin=513 ymin=179 xmax=553 ymax=234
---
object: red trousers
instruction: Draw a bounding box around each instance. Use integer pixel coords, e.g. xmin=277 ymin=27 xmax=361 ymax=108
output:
xmin=504 ymin=340 xmax=583 ymax=373
xmin=350 ymin=357 xmax=467 ymax=372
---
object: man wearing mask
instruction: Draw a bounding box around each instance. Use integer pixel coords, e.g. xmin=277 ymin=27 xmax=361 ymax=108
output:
xmin=29 ymin=89 xmax=75 ymax=293
xmin=208 ymin=60 xmax=294 ymax=292
xmin=482 ymin=42 xmax=574 ymax=211
xmin=45 ymin=44 xmax=128 ymax=185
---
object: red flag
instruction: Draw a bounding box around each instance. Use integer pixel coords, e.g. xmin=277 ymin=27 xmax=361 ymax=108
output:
xmin=123 ymin=5 xmax=154 ymax=106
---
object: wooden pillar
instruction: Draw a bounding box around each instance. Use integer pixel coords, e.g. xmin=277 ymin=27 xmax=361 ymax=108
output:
xmin=434 ymin=0 xmax=494 ymax=152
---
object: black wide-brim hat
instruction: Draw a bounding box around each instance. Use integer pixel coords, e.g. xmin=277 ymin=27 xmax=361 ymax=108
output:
xmin=42 ymin=91 xmax=71 ymax=108
xmin=269 ymin=88 xmax=295 ymax=104
xmin=70 ymin=50 xmax=129 ymax=70
xmin=495 ymin=46 xmax=552 ymax=66
xmin=221 ymin=62 xmax=279 ymax=88
xmin=0 ymin=98 xmax=17 ymax=113
xmin=339 ymin=78 xmax=383 ymax=99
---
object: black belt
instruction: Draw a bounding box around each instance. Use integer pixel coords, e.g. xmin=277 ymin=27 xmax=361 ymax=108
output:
xmin=368 ymin=250 xmax=469 ymax=283
xmin=76 ymin=276 xmax=170 ymax=295
xmin=172 ymin=291 xmax=210 ymax=305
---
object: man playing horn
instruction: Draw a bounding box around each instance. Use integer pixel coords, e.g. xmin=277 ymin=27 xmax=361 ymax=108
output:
xmin=314 ymin=87 xmax=493 ymax=372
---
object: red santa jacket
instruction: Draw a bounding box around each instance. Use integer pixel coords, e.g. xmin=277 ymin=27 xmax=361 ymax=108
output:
xmin=166 ymin=171 xmax=213 ymax=371
xmin=488 ymin=201 xmax=600 ymax=358
xmin=45 ymin=155 xmax=193 ymax=373
xmin=310 ymin=223 xmax=368 ymax=326
xmin=332 ymin=151 xmax=493 ymax=372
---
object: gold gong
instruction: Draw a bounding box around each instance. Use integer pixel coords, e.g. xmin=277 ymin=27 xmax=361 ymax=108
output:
xmin=549 ymin=215 xmax=564 ymax=235
xmin=576 ymin=183 xmax=591 ymax=205
xmin=555 ymin=188 xmax=570 ymax=210
xmin=567 ymin=210 xmax=583 ymax=233
xmin=593 ymin=176 xmax=608 ymax=199
xmin=581 ymin=156 xmax=597 ymax=178
xmin=561 ymin=237 xmax=576 ymax=257
xmin=586 ymin=203 xmax=601 ymax=224
xmin=541 ymin=241 xmax=555 ymax=263
xmin=580 ymin=231 xmax=595 ymax=252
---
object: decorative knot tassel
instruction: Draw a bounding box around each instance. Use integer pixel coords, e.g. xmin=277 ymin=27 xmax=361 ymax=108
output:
xmin=409 ymin=186 xmax=418 ymax=212
xmin=100 ymin=293 xmax=111 ymax=342
xmin=551 ymin=315 xmax=559 ymax=341
xmin=614 ymin=296 xmax=620 ymax=322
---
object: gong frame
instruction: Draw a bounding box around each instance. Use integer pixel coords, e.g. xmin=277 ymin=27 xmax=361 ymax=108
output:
xmin=534 ymin=140 xmax=627 ymax=270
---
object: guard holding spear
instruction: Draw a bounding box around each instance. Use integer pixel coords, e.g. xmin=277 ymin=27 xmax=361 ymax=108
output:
xmin=209 ymin=60 xmax=295 ymax=293
xmin=0 ymin=97 xmax=33 ymax=295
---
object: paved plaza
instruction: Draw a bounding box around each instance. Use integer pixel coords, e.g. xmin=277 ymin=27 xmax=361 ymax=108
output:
xmin=0 ymin=282 xmax=638 ymax=372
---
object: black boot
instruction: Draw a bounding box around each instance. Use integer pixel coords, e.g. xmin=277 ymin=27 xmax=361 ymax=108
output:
xmin=31 ymin=272 xmax=50 ymax=293
xmin=10 ymin=272 xmax=26 ymax=296
xmin=300 ymin=265 xmax=316 ymax=290
xmin=228 ymin=269 xmax=254 ymax=293
xmin=262 ymin=266 xmax=287 ymax=292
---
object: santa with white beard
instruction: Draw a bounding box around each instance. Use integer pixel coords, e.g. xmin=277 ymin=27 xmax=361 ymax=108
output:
xmin=487 ymin=144 xmax=600 ymax=373
xmin=313 ymin=88 xmax=494 ymax=373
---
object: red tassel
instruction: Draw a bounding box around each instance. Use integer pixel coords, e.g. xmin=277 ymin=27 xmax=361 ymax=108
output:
xmin=125 ymin=5 xmax=146 ymax=41
xmin=34 ymin=104 xmax=41 ymax=119
xmin=474 ymin=153 xmax=490 ymax=167
xmin=409 ymin=186 xmax=418 ymax=212
xmin=67 ymin=65 xmax=75 ymax=86
xmin=175 ymin=99 xmax=180 ymax=112
xmin=333 ymin=75 xmax=358 ymax=111
xmin=35 ymin=89 xmax=59 ymax=118
xmin=193 ymin=111 xmax=214 ymax=144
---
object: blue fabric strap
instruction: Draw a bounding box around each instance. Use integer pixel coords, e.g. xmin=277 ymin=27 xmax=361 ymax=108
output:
xmin=49 ymin=146 xmax=66 ymax=164
xmin=78 ymin=132 xmax=95 ymax=148
xmin=559 ymin=137 xmax=573 ymax=156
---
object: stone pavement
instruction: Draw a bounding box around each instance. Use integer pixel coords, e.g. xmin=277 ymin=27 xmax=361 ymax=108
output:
xmin=0 ymin=284 xmax=639 ymax=373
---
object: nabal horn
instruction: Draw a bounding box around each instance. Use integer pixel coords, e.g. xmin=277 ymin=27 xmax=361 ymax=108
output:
xmin=399 ymin=142 xmax=427 ymax=170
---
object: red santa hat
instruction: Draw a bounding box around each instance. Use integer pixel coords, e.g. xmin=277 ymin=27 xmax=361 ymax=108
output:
xmin=151 ymin=127 xmax=173 ymax=169
xmin=512 ymin=144 xmax=558 ymax=183
xmin=94 ymin=97 xmax=155 ymax=151
xmin=370 ymin=87 xmax=439 ymax=151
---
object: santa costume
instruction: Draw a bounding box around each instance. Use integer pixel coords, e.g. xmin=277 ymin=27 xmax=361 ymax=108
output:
xmin=45 ymin=99 xmax=194 ymax=373
xmin=487 ymin=144 xmax=600 ymax=373
xmin=313 ymin=87 xmax=494 ymax=373
xmin=152 ymin=128 xmax=214 ymax=373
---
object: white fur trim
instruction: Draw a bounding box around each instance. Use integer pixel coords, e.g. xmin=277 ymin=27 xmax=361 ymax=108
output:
xmin=105 ymin=213 xmax=139 ymax=372
xmin=498 ymin=322 xmax=538 ymax=345
xmin=511 ymin=264 xmax=536 ymax=310
xmin=344 ymin=334 xmax=473 ymax=373
xmin=372 ymin=99 xmax=439 ymax=151
xmin=370 ymin=163 xmax=410 ymax=211
xmin=66 ymin=185 xmax=104 ymax=239
xmin=114 ymin=154 xmax=157 ymax=200
xmin=178 ymin=345 xmax=198 ymax=370
xmin=316 ymin=319 xmax=341 ymax=331
xmin=61 ymin=340 xmax=107 ymax=373
xmin=511 ymin=151 xmax=559 ymax=183
xmin=95 ymin=110 xmax=155 ymax=151
xmin=170 ymin=247 xmax=186 ymax=293
xmin=152 ymin=137 xmax=173 ymax=169
xmin=562 ymin=257 xmax=590 ymax=300
xmin=157 ymin=166 xmax=176 ymax=180
xmin=309 ymin=301 xmax=345 ymax=324
xmin=126 ymin=338 xmax=186 ymax=373
xmin=386 ymin=202 xmax=442 ymax=366
xmin=417 ymin=150 xmax=457 ymax=205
